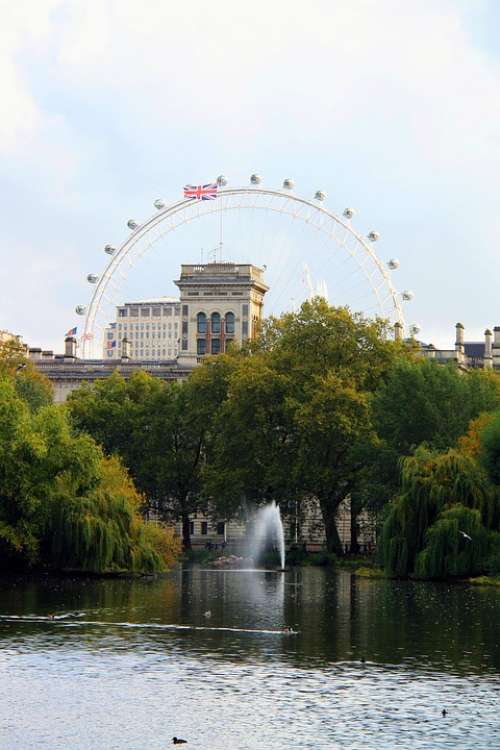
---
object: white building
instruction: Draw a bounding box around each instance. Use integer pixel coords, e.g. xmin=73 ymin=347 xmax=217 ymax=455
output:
xmin=103 ymin=297 xmax=181 ymax=361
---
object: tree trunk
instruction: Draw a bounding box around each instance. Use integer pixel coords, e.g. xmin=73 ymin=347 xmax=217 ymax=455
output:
xmin=182 ymin=512 xmax=192 ymax=551
xmin=320 ymin=498 xmax=343 ymax=555
xmin=350 ymin=497 xmax=360 ymax=555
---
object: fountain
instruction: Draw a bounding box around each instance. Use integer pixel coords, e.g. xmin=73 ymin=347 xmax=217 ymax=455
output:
xmin=249 ymin=501 xmax=286 ymax=570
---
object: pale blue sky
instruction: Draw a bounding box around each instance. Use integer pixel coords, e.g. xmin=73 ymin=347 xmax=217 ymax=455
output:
xmin=2 ymin=0 xmax=500 ymax=353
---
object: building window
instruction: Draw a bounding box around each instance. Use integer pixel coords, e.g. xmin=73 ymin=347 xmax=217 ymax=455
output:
xmin=216 ymin=522 xmax=225 ymax=536
xmin=130 ymin=308 xmax=139 ymax=317
xmin=107 ymin=331 xmax=114 ymax=340
xmin=197 ymin=338 xmax=206 ymax=356
xmin=107 ymin=351 xmax=113 ymax=358
xmin=242 ymin=321 xmax=248 ymax=338
xmin=175 ymin=305 xmax=181 ymax=315
xmin=182 ymin=339 xmax=188 ymax=351
xmin=165 ymin=307 xmax=172 ymax=316
xmin=141 ymin=307 xmax=150 ymax=317
xmin=197 ymin=312 xmax=207 ymax=334
xmin=225 ymin=312 xmax=235 ymax=335
xmin=211 ymin=312 xmax=221 ymax=334
xmin=211 ymin=338 xmax=220 ymax=354
xmin=225 ymin=338 xmax=233 ymax=351
xmin=152 ymin=307 xmax=161 ymax=316
xmin=201 ymin=521 xmax=208 ymax=535
xmin=242 ymin=304 xmax=249 ymax=317
xmin=182 ymin=305 xmax=189 ymax=316
xmin=182 ymin=321 xmax=188 ymax=335
xmin=118 ymin=308 xmax=127 ymax=317
xmin=189 ymin=521 xmax=195 ymax=535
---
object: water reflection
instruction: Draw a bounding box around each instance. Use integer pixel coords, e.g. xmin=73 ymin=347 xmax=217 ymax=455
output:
xmin=0 ymin=568 xmax=499 ymax=749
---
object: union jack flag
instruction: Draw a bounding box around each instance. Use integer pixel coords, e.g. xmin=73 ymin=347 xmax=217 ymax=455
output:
xmin=183 ymin=183 xmax=218 ymax=200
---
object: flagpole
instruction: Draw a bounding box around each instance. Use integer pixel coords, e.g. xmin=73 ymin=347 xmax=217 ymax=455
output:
xmin=219 ymin=191 xmax=223 ymax=262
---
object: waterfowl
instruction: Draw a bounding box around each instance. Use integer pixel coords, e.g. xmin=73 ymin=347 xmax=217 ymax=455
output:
xmin=172 ymin=738 xmax=187 ymax=744
xmin=442 ymin=709 xmax=447 ymax=717
xmin=203 ymin=610 xmax=211 ymax=619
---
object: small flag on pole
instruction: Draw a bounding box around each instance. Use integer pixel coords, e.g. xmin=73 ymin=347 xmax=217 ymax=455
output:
xmin=184 ymin=183 xmax=218 ymax=201
xmin=66 ymin=326 xmax=77 ymax=337
xmin=106 ymin=340 xmax=116 ymax=350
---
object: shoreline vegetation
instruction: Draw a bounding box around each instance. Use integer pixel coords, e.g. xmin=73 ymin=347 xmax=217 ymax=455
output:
xmin=3 ymin=300 xmax=500 ymax=581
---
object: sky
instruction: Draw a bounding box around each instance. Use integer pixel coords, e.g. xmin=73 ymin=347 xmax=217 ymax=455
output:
xmin=2 ymin=0 xmax=500 ymax=353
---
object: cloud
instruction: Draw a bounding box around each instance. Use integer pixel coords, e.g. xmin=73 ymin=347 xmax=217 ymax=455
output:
xmin=2 ymin=0 xmax=500 ymax=350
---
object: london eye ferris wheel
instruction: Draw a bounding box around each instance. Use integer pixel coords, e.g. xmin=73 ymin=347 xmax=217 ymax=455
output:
xmin=76 ymin=174 xmax=415 ymax=359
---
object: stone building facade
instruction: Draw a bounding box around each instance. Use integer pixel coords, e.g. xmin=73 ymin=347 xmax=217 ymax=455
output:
xmin=174 ymin=262 xmax=268 ymax=366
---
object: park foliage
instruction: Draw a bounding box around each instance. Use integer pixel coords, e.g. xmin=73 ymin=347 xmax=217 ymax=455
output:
xmin=0 ymin=339 xmax=180 ymax=573
xmin=4 ymin=301 xmax=500 ymax=579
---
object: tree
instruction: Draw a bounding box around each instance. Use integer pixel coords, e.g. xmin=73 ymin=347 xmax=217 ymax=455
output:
xmin=373 ymin=359 xmax=500 ymax=455
xmin=204 ymin=300 xmax=400 ymax=553
xmin=382 ymin=446 xmax=496 ymax=578
xmin=68 ymin=370 xmax=213 ymax=549
xmin=0 ymin=376 xmax=176 ymax=573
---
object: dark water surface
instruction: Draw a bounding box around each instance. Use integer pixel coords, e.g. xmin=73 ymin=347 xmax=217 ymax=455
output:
xmin=0 ymin=567 xmax=499 ymax=749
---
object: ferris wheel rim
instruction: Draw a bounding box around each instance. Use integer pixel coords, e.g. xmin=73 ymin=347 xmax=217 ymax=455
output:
xmin=81 ymin=186 xmax=404 ymax=358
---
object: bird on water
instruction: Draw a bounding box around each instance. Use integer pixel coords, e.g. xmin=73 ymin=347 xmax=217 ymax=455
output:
xmin=172 ymin=738 xmax=187 ymax=744
xmin=442 ymin=709 xmax=447 ymax=717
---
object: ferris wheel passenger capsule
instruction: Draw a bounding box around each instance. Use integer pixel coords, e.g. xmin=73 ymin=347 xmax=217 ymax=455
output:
xmin=127 ymin=219 xmax=139 ymax=230
xmin=75 ymin=305 xmax=86 ymax=315
xmin=314 ymin=191 xmax=326 ymax=201
xmin=154 ymin=199 xmax=165 ymax=210
xmin=104 ymin=244 xmax=116 ymax=255
xmin=216 ymin=175 xmax=228 ymax=186
xmin=283 ymin=178 xmax=294 ymax=190
xmin=87 ymin=274 xmax=99 ymax=284
xmin=343 ymin=208 xmax=354 ymax=219
xmin=368 ymin=231 xmax=380 ymax=241
xmin=402 ymin=290 xmax=414 ymax=301
xmin=409 ymin=324 xmax=421 ymax=335
xmin=250 ymin=174 xmax=261 ymax=184
xmin=387 ymin=258 xmax=400 ymax=270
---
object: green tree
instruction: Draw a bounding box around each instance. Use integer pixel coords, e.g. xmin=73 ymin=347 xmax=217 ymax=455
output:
xmin=373 ymin=359 xmax=500 ymax=455
xmin=68 ymin=370 xmax=213 ymax=549
xmin=0 ymin=377 xmax=175 ymax=573
xmin=205 ymin=300 xmax=400 ymax=553
xmin=382 ymin=447 xmax=495 ymax=578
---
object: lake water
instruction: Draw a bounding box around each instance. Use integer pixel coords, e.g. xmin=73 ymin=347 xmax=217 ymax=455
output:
xmin=0 ymin=566 xmax=499 ymax=750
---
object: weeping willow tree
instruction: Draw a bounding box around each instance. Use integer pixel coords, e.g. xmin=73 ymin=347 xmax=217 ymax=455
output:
xmin=415 ymin=507 xmax=488 ymax=579
xmin=47 ymin=456 xmax=179 ymax=574
xmin=382 ymin=446 xmax=495 ymax=577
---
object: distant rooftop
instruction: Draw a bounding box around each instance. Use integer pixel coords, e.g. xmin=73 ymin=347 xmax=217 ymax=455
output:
xmin=121 ymin=297 xmax=179 ymax=305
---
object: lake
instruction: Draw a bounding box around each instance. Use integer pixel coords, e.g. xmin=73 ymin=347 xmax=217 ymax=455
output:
xmin=0 ymin=566 xmax=499 ymax=749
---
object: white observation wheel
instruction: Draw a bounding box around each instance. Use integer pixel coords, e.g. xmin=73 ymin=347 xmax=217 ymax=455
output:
xmin=79 ymin=182 xmax=406 ymax=358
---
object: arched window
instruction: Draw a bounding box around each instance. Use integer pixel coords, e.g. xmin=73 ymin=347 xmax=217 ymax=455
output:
xmin=211 ymin=312 xmax=221 ymax=334
xmin=225 ymin=311 xmax=235 ymax=335
xmin=197 ymin=312 xmax=207 ymax=334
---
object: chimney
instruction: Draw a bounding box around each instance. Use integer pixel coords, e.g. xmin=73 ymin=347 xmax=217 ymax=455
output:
xmin=121 ymin=337 xmax=131 ymax=361
xmin=64 ymin=336 xmax=77 ymax=359
xmin=394 ymin=321 xmax=403 ymax=342
xmin=28 ymin=347 xmax=42 ymax=361
xmin=455 ymin=322 xmax=464 ymax=354
xmin=484 ymin=329 xmax=493 ymax=369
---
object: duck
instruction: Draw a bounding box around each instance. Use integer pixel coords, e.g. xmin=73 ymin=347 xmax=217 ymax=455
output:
xmin=203 ymin=610 xmax=211 ymax=619
xmin=441 ymin=709 xmax=447 ymax=717
xmin=172 ymin=738 xmax=187 ymax=744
